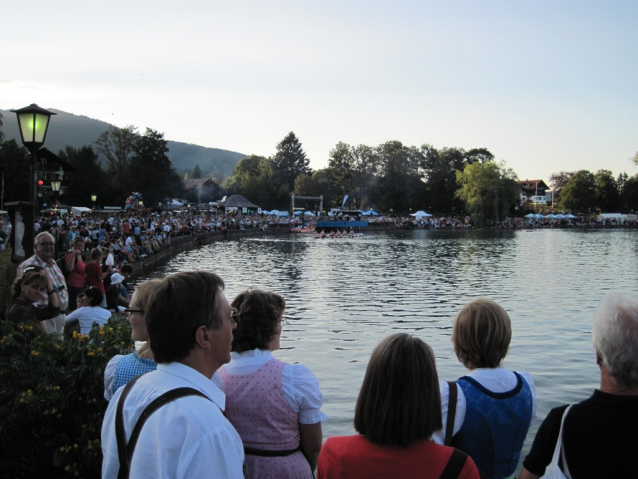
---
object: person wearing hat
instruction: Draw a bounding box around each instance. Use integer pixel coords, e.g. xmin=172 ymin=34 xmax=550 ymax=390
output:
xmin=105 ymin=272 xmax=127 ymax=312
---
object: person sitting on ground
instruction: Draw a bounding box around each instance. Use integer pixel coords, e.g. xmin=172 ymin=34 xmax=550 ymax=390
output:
xmin=2 ymin=267 xmax=61 ymax=333
xmin=317 ymin=333 xmax=479 ymax=479
xmin=519 ymin=293 xmax=638 ymax=479
xmin=64 ymin=286 xmax=111 ymax=335
xmin=101 ymin=271 xmax=244 ymax=478
xmin=104 ymin=279 xmax=162 ymax=400
xmin=220 ymin=289 xmax=327 ymax=478
xmin=105 ymin=273 xmax=127 ymax=312
xmin=435 ymin=298 xmax=537 ymax=479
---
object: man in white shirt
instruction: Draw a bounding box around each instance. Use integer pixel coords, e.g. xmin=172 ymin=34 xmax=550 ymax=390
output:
xmin=101 ymin=271 xmax=244 ymax=479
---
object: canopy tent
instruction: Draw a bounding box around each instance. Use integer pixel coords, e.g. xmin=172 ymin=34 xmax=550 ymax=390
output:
xmin=410 ymin=211 xmax=432 ymax=218
xmin=262 ymin=210 xmax=271 ymax=215
xmin=362 ymin=210 xmax=379 ymax=216
xmin=219 ymin=194 xmax=259 ymax=209
xmin=277 ymin=211 xmax=289 ymax=217
xmin=304 ymin=211 xmax=315 ymax=217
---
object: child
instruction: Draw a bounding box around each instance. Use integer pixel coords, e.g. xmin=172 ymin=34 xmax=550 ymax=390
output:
xmin=434 ymin=298 xmax=537 ymax=479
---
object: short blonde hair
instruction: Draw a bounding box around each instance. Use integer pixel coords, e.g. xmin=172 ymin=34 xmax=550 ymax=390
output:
xmin=452 ymin=298 xmax=512 ymax=369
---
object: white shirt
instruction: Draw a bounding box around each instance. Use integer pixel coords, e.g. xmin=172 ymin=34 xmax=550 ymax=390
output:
xmin=432 ymin=367 xmax=537 ymax=445
xmin=64 ymin=306 xmax=112 ymax=335
xmin=224 ymin=349 xmax=328 ymax=424
xmin=102 ymin=362 xmax=244 ymax=479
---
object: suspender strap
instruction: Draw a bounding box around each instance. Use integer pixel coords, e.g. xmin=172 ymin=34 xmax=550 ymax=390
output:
xmin=244 ymin=446 xmax=301 ymax=457
xmin=444 ymin=381 xmax=458 ymax=446
xmin=115 ymin=376 xmax=211 ymax=479
xmin=439 ymin=448 xmax=469 ymax=479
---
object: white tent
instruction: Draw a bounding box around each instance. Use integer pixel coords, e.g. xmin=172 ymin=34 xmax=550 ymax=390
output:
xmin=410 ymin=210 xmax=432 ymax=218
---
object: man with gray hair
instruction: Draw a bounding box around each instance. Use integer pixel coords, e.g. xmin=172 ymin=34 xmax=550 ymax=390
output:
xmin=520 ymin=293 xmax=638 ymax=478
xmin=16 ymin=231 xmax=68 ymax=336
xmin=101 ymin=270 xmax=244 ymax=478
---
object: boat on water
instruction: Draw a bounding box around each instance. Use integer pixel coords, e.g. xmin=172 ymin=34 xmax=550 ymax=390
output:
xmin=291 ymin=223 xmax=316 ymax=233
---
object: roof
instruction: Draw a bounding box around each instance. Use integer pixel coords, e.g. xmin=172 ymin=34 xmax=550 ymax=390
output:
xmin=220 ymin=194 xmax=259 ymax=208
xmin=518 ymin=179 xmax=549 ymax=190
xmin=184 ymin=178 xmax=215 ymax=190
xmin=37 ymin=147 xmax=76 ymax=171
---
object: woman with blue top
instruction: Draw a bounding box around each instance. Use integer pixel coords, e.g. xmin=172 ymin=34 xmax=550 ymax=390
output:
xmin=434 ymin=298 xmax=537 ymax=479
xmin=103 ymin=279 xmax=161 ymax=401
xmin=219 ymin=289 xmax=327 ymax=478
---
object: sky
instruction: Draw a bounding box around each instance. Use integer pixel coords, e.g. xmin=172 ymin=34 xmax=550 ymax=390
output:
xmin=2 ymin=0 xmax=637 ymax=183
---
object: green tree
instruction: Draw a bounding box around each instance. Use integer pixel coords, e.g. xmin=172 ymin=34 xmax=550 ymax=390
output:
xmin=0 ymin=139 xmax=30 ymax=202
xmin=192 ymin=164 xmax=202 ymax=179
xmin=465 ymin=148 xmax=495 ymax=165
xmin=94 ymin=125 xmax=139 ymax=200
xmin=0 ymin=111 xmax=4 ymax=144
xmin=594 ymin=169 xmax=620 ymax=212
xmin=129 ymin=129 xmax=183 ymax=207
xmin=58 ymin=145 xmax=108 ymax=206
xmin=456 ymin=161 xmax=520 ymax=227
xmin=558 ymin=170 xmax=596 ymax=213
xmin=272 ymin=132 xmax=311 ymax=194
xmin=621 ymin=175 xmax=638 ymax=212
xmin=424 ymin=146 xmax=466 ymax=214
xmin=549 ymin=171 xmax=575 ymax=205
xmin=375 ymin=141 xmax=425 ymax=213
xmin=631 ymin=151 xmax=638 ymax=166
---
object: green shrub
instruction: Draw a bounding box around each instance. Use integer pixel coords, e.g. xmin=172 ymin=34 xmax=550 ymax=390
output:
xmin=0 ymin=317 xmax=132 ymax=478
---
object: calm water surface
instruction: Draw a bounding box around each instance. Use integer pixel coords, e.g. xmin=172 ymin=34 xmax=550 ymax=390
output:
xmin=140 ymin=229 xmax=638 ymax=457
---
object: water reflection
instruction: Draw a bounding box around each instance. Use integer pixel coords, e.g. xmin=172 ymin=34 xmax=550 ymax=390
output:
xmin=138 ymin=229 xmax=638 ymax=457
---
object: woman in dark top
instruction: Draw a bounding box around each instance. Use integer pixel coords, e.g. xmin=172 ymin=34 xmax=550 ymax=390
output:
xmin=2 ymin=266 xmax=61 ymax=332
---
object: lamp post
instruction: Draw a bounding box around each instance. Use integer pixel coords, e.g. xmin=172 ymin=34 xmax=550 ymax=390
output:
xmin=51 ymin=179 xmax=61 ymax=207
xmin=10 ymin=104 xmax=56 ymax=204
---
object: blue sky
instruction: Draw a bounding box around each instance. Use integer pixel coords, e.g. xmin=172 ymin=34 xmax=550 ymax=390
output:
xmin=2 ymin=0 xmax=637 ymax=182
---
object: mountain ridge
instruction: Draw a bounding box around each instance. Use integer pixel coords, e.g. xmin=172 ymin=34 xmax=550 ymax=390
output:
xmin=0 ymin=108 xmax=246 ymax=179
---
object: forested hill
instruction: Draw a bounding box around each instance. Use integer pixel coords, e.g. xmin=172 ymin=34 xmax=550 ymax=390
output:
xmin=0 ymin=108 xmax=246 ymax=178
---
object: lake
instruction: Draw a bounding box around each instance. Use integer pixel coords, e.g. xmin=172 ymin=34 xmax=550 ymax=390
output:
xmin=137 ymin=228 xmax=638 ymax=458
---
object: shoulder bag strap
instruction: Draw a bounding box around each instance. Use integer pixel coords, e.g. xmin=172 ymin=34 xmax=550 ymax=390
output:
xmin=444 ymin=381 xmax=458 ymax=446
xmin=439 ymin=448 xmax=469 ymax=479
xmin=545 ymin=405 xmax=572 ymax=477
xmin=115 ymin=374 xmax=144 ymax=479
xmin=117 ymin=385 xmax=211 ymax=479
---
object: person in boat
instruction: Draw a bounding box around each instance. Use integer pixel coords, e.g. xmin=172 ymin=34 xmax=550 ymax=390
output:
xmin=348 ymin=229 xmax=355 ymax=238
xmin=434 ymin=298 xmax=537 ymax=479
xmin=219 ymin=289 xmax=327 ymax=478
xmin=329 ymin=230 xmax=335 ymax=238
xmin=520 ymin=293 xmax=638 ymax=479
xmin=317 ymin=333 xmax=479 ymax=478
xmin=320 ymin=230 xmax=326 ymax=238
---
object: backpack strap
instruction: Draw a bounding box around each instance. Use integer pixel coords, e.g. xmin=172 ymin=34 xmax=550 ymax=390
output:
xmin=115 ymin=375 xmax=211 ymax=479
xmin=444 ymin=381 xmax=458 ymax=446
xmin=439 ymin=448 xmax=469 ymax=479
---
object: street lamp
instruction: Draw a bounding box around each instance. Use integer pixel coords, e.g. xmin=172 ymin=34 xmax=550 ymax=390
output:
xmin=51 ymin=180 xmax=61 ymax=207
xmin=11 ymin=104 xmax=56 ymax=204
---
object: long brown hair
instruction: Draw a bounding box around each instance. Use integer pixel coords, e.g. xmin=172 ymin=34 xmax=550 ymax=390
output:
xmin=354 ymin=333 xmax=442 ymax=447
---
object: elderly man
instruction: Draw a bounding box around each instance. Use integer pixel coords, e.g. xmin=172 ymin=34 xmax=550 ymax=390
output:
xmin=16 ymin=231 xmax=68 ymax=336
xmin=101 ymin=271 xmax=244 ymax=478
xmin=520 ymin=293 xmax=638 ymax=479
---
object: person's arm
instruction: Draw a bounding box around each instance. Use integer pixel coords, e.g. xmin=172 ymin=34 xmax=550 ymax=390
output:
xmin=519 ymin=468 xmax=540 ymax=479
xmin=65 ymin=252 xmax=77 ymax=272
xmin=299 ymin=422 xmax=322 ymax=472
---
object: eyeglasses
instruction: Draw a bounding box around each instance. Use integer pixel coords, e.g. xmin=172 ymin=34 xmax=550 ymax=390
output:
xmin=124 ymin=308 xmax=144 ymax=317
xmin=36 ymin=242 xmax=55 ymax=247
xmin=231 ymin=308 xmax=240 ymax=320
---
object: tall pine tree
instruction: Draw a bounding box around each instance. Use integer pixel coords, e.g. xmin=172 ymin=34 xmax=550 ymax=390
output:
xmin=272 ymin=132 xmax=311 ymax=193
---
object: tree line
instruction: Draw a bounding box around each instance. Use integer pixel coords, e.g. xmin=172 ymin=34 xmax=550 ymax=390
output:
xmin=1 ymin=113 xmax=636 ymax=223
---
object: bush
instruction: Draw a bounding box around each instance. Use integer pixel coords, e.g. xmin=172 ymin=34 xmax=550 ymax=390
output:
xmin=0 ymin=317 xmax=132 ymax=478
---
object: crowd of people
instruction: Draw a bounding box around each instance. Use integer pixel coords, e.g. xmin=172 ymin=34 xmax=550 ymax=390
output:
xmin=2 ymin=211 xmax=637 ymax=478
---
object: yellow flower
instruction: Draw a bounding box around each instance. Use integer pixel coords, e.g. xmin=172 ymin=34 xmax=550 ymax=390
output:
xmin=31 ymin=350 xmax=40 ymax=356
xmin=72 ymin=331 xmax=78 ymax=339
xmin=51 ymin=408 xmax=57 ymax=414
xmin=97 ymin=347 xmax=103 ymax=353
xmin=87 ymin=351 xmax=95 ymax=357
xmin=108 ymin=327 xmax=114 ymax=332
